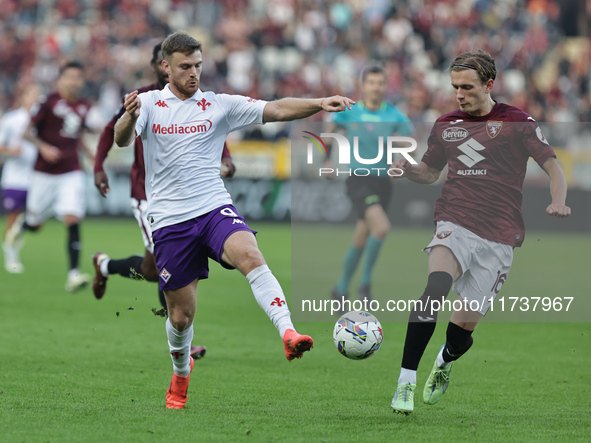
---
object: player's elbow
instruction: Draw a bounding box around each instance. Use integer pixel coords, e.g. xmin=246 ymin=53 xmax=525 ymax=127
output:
xmin=263 ymin=102 xmax=288 ymax=123
xmin=114 ymin=138 xmax=128 ymax=147
xmin=114 ymin=132 xmax=131 ymax=147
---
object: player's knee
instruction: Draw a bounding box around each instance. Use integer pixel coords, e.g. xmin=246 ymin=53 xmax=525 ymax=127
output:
xmin=237 ymin=247 xmax=265 ymax=274
xmin=353 ymin=238 xmax=366 ymax=249
xmin=168 ymin=308 xmax=194 ymax=331
xmin=372 ymin=222 xmax=390 ymax=240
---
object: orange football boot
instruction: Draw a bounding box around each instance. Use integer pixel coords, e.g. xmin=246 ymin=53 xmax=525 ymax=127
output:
xmin=283 ymin=329 xmax=314 ymax=361
xmin=166 ymin=356 xmax=195 ymax=409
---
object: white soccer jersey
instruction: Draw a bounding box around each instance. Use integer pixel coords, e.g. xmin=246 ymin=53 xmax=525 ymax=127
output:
xmin=135 ymin=85 xmax=267 ymax=230
xmin=0 ymin=108 xmax=37 ymax=190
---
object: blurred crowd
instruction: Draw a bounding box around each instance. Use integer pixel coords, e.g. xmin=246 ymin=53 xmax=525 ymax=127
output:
xmin=1 ymin=0 xmax=591 ymax=135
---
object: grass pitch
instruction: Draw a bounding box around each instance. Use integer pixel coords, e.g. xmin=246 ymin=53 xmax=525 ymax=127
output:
xmin=0 ymin=218 xmax=590 ymax=442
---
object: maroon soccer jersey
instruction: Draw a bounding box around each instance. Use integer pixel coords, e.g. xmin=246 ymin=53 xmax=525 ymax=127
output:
xmin=31 ymin=92 xmax=90 ymax=174
xmin=95 ymin=83 xmax=233 ymax=201
xmin=422 ymin=102 xmax=556 ymax=247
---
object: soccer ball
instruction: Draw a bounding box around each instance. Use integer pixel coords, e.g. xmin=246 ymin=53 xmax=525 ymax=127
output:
xmin=333 ymin=311 xmax=383 ymax=360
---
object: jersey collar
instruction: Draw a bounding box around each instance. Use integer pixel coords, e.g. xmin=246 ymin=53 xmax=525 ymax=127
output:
xmin=359 ymin=100 xmax=387 ymax=112
xmin=161 ymin=84 xmax=203 ymax=101
xmin=459 ymin=100 xmax=500 ymax=120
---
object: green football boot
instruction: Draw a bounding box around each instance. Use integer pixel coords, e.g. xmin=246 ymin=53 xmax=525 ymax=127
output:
xmin=423 ymin=346 xmax=453 ymax=405
xmin=391 ymin=382 xmax=416 ymax=415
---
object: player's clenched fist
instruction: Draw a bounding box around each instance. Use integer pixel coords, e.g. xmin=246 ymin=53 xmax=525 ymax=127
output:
xmin=546 ymin=203 xmax=571 ymax=218
xmin=124 ymin=90 xmax=141 ymax=118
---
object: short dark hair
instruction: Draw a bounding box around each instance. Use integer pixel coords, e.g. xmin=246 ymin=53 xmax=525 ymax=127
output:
xmin=151 ymin=43 xmax=163 ymax=65
xmin=59 ymin=61 xmax=84 ymax=77
xmin=449 ymin=49 xmax=496 ymax=84
xmin=161 ymin=31 xmax=202 ymax=61
xmin=361 ymin=63 xmax=386 ymax=82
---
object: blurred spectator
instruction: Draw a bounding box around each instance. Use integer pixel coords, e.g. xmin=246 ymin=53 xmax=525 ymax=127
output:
xmin=1 ymin=0 xmax=590 ymax=131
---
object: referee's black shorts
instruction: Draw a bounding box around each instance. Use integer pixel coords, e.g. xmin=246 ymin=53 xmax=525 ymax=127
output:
xmin=345 ymin=175 xmax=393 ymax=219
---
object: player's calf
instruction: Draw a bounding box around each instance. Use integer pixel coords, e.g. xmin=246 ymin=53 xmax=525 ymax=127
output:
xmin=423 ymin=325 xmax=473 ymax=405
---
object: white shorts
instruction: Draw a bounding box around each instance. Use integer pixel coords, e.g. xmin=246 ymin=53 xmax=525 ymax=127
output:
xmin=425 ymin=221 xmax=514 ymax=315
xmin=131 ymin=198 xmax=154 ymax=254
xmin=26 ymin=170 xmax=86 ymax=225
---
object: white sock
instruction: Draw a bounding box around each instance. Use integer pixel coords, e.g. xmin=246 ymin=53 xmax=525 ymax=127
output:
xmin=166 ymin=318 xmax=194 ymax=377
xmin=100 ymin=258 xmax=110 ymax=277
xmin=3 ymin=241 xmax=17 ymax=262
xmin=246 ymin=264 xmax=294 ymax=339
xmin=398 ymin=368 xmax=417 ymax=385
xmin=68 ymin=268 xmax=80 ymax=279
xmin=436 ymin=347 xmax=452 ymax=368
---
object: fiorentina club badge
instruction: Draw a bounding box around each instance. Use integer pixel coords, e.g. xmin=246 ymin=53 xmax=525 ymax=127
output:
xmin=160 ymin=268 xmax=172 ymax=283
xmin=486 ymin=121 xmax=503 ymax=138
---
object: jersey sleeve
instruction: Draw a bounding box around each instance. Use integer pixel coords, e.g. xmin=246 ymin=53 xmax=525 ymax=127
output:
xmin=421 ymin=122 xmax=448 ymax=171
xmin=218 ymin=94 xmax=267 ymax=132
xmin=518 ymin=116 xmax=556 ymax=167
xmin=221 ymin=141 xmax=231 ymax=160
xmin=135 ymin=92 xmax=152 ymax=139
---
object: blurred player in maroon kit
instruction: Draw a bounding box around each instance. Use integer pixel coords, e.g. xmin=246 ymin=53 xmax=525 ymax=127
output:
xmin=390 ymin=49 xmax=571 ymax=414
xmin=6 ymin=61 xmax=95 ymax=291
xmin=92 ymin=43 xmax=235 ymax=360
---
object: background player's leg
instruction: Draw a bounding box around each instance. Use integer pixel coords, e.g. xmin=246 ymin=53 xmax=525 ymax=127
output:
xmin=58 ymin=171 xmax=89 ymax=291
xmin=333 ymin=220 xmax=367 ymax=299
xmin=65 ymin=215 xmax=81 ymax=271
xmin=64 ymin=214 xmax=90 ymax=291
xmin=358 ymin=204 xmax=391 ymax=301
xmin=3 ymin=207 xmax=25 ymax=273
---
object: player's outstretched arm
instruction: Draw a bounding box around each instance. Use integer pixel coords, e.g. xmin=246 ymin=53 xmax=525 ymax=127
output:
xmin=262 ymin=96 xmax=355 ymax=123
xmin=114 ymin=90 xmax=140 ymax=147
xmin=541 ymin=157 xmax=571 ymax=218
xmin=391 ymin=159 xmax=441 ymax=184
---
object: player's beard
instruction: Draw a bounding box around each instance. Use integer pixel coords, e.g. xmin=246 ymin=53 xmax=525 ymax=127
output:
xmin=171 ymin=76 xmax=199 ymax=98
